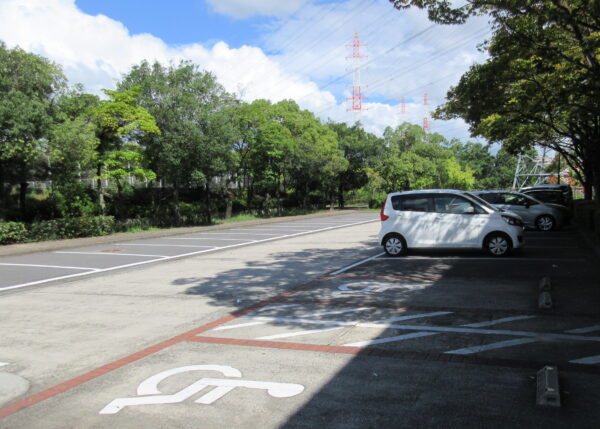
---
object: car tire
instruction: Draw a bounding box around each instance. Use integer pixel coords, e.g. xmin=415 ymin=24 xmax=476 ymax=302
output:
xmin=484 ymin=233 xmax=512 ymax=257
xmin=535 ymin=215 xmax=555 ymax=231
xmin=383 ymin=234 xmax=407 ymax=257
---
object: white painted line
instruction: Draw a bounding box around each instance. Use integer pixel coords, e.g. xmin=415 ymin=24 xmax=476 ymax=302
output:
xmin=301 ymin=307 xmax=370 ymax=318
xmin=202 ymin=232 xmax=280 ymax=236
xmin=243 ymin=316 xmax=600 ymax=343
xmin=258 ymin=304 xmax=302 ymax=312
xmin=55 ymin=251 xmax=169 ymax=258
xmin=117 ymin=243 xmax=216 ymax=248
xmin=375 ymin=311 xmax=453 ymax=323
xmin=164 ymin=237 xmax=255 ymax=242
xmin=212 ymin=321 xmax=267 ymax=331
xmin=355 ymin=323 xmax=600 ymax=342
xmin=0 ymin=262 xmax=100 ymax=271
xmin=0 ymin=362 xmax=8 ymax=367
xmin=373 ymin=257 xmax=586 ymax=262
xmin=565 ymin=325 xmax=600 ymax=334
xmin=0 ymin=218 xmax=377 ymax=292
xmin=445 ymin=338 xmax=538 ymax=355
xmin=569 ymin=355 xmax=600 ymax=365
xmin=330 ymin=252 xmax=386 ymax=275
xmin=344 ymin=332 xmax=437 ymax=347
xmin=257 ymin=326 xmax=343 ymax=340
xmin=463 ymin=315 xmax=536 ymax=328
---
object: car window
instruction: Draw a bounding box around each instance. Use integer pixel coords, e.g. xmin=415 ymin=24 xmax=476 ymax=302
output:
xmin=392 ymin=195 xmax=430 ymax=212
xmin=476 ymin=193 xmax=499 ymax=204
xmin=464 ymin=192 xmax=497 ymax=212
xmin=500 ymin=193 xmax=534 ymax=206
xmin=434 ymin=195 xmax=483 ymax=214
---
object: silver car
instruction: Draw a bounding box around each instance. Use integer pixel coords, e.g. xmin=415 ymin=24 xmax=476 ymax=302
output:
xmin=472 ymin=191 xmax=569 ymax=231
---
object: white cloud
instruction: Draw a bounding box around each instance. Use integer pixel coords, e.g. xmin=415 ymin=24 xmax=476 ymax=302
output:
xmin=0 ymin=0 xmax=333 ymax=107
xmin=205 ymin=0 xmax=309 ymax=19
xmin=0 ymin=0 xmax=490 ymax=140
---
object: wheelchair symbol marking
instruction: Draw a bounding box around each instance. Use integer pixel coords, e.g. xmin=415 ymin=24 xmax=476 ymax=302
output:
xmin=99 ymin=365 xmax=304 ymax=414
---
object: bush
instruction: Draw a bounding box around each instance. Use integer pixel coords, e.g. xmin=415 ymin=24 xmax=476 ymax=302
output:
xmin=0 ymin=222 xmax=28 ymax=244
xmin=27 ymin=216 xmax=116 ymax=241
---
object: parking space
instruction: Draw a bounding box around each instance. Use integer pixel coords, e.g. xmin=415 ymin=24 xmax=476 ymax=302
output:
xmin=0 ymin=212 xmax=376 ymax=291
xmin=2 ymin=222 xmax=600 ymax=428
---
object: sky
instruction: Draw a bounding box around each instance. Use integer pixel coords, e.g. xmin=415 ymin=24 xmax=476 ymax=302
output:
xmin=0 ymin=0 xmax=491 ymax=141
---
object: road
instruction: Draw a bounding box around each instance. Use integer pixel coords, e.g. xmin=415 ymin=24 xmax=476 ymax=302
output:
xmin=1 ymin=213 xmax=599 ymax=428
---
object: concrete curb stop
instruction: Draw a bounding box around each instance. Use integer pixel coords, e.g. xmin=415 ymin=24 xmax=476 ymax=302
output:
xmin=537 ymin=277 xmax=553 ymax=311
xmin=536 ymin=366 xmax=561 ymax=407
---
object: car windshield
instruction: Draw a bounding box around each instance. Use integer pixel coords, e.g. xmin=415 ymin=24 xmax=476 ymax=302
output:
xmin=464 ymin=192 xmax=499 ymax=212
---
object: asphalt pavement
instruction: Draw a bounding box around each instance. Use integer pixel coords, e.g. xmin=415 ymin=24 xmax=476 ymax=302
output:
xmin=1 ymin=215 xmax=599 ymax=428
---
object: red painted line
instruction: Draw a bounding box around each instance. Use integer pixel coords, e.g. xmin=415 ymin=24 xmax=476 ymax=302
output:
xmin=189 ymin=336 xmax=364 ymax=355
xmin=0 ymin=273 xmax=324 ymax=419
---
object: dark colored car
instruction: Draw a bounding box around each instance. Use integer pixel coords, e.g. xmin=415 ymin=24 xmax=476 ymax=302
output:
xmin=520 ymin=189 xmax=568 ymax=206
xmin=520 ymin=184 xmax=573 ymax=207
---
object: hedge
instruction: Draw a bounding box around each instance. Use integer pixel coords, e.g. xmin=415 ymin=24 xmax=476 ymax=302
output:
xmin=0 ymin=216 xmax=116 ymax=245
xmin=0 ymin=221 xmax=28 ymax=244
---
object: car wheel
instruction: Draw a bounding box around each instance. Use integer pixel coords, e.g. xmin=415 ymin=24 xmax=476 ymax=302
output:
xmin=383 ymin=234 xmax=407 ymax=257
xmin=536 ymin=215 xmax=555 ymax=231
xmin=484 ymin=233 xmax=511 ymax=256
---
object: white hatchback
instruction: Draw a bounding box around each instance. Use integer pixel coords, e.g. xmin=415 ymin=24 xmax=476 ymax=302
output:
xmin=378 ymin=190 xmax=524 ymax=256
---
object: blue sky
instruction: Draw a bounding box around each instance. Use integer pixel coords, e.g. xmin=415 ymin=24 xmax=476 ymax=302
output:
xmin=0 ymin=0 xmax=490 ymax=141
xmin=76 ymin=0 xmax=267 ymax=47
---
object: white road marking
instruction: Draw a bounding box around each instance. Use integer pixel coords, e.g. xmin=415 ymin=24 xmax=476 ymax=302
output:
xmin=165 ymin=237 xmax=254 ymax=241
xmin=0 ymin=262 xmax=100 ymax=271
xmin=569 ymin=355 xmax=600 ymax=365
xmin=117 ymin=243 xmax=216 ymax=248
xmin=0 ymin=362 xmax=8 ymax=367
xmin=257 ymin=326 xmax=343 ymax=340
xmin=212 ymin=321 xmax=268 ymax=331
xmin=55 ymin=251 xmax=169 ymax=258
xmin=99 ymin=365 xmax=304 ymax=414
xmin=565 ymin=325 xmax=600 ymax=334
xmin=330 ymin=252 xmax=386 ymax=275
xmin=0 ymin=218 xmax=377 ymax=292
xmin=463 ymin=315 xmax=536 ymax=328
xmin=203 ymin=229 xmax=279 ymax=237
xmin=375 ymin=311 xmax=453 ymax=323
xmin=300 ymin=307 xmax=371 ymax=318
xmin=345 ymin=332 xmax=437 ymax=347
xmin=242 ymin=315 xmax=600 ymax=344
xmin=445 ymin=338 xmax=538 ymax=355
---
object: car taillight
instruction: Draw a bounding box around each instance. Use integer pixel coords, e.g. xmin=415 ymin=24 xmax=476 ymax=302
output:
xmin=380 ymin=199 xmax=389 ymax=221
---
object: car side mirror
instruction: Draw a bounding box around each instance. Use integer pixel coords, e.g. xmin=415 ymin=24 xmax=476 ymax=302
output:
xmin=524 ymin=202 xmax=530 ymax=208
xmin=463 ymin=206 xmax=475 ymax=214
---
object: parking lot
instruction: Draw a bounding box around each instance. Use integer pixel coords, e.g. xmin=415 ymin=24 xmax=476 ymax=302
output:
xmin=1 ymin=214 xmax=600 ymax=428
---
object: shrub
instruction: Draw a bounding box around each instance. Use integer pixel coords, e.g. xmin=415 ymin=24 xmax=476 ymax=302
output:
xmin=27 ymin=216 xmax=116 ymax=241
xmin=0 ymin=222 xmax=28 ymax=244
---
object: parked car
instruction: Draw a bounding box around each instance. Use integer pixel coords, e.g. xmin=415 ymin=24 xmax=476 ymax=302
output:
xmin=379 ymin=190 xmax=524 ymax=257
xmin=472 ymin=190 xmax=569 ymax=231
xmin=520 ymin=189 xmax=568 ymax=206
xmin=520 ymin=184 xmax=573 ymax=206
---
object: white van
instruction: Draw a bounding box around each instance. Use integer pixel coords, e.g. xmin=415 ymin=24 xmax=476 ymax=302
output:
xmin=378 ymin=190 xmax=524 ymax=256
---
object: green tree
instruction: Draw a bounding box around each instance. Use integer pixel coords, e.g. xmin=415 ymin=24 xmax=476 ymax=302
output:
xmin=0 ymin=42 xmax=65 ymax=215
xmin=119 ymin=60 xmax=238 ymax=224
xmin=92 ymin=86 xmax=160 ymax=212
xmin=389 ymin=0 xmax=600 ymax=199
xmin=328 ymin=121 xmax=385 ymax=208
